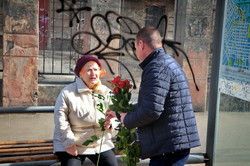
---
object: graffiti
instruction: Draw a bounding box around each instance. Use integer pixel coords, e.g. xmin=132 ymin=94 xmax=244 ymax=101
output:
xmin=189 ymin=18 xmax=204 ymax=37
xmin=39 ymin=1 xmax=49 ymax=49
xmin=39 ymin=16 xmax=49 ymax=47
xmin=70 ymin=10 xmax=141 ymax=88
xmin=57 ymin=0 xmax=91 ymax=27
xmin=57 ymin=0 xmax=199 ymax=91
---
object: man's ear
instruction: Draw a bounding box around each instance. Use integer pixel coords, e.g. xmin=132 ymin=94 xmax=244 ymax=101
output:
xmin=138 ymin=40 xmax=144 ymax=49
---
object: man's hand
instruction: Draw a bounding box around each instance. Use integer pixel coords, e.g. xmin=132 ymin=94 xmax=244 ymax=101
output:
xmin=104 ymin=110 xmax=116 ymax=129
xmin=66 ymin=144 xmax=78 ymax=156
xmin=120 ymin=113 xmax=127 ymax=123
xmin=104 ymin=110 xmax=127 ymax=129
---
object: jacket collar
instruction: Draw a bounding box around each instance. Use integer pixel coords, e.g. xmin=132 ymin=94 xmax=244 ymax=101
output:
xmin=139 ymin=47 xmax=163 ymax=69
xmin=75 ymin=77 xmax=105 ymax=94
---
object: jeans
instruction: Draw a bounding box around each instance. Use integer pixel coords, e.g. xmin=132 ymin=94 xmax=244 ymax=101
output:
xmin=55 ymin=149 xmax=118 ymax=166
xmin=149 ymin=149 xmax=190 ymax=166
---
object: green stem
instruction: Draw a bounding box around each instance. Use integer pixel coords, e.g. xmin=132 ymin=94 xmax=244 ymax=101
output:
xmin=96 ymin=131 xmax=105 ymax=166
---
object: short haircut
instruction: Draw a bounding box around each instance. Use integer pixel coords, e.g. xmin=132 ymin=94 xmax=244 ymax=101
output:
xmin=136 ymin=26 xmax=162 ymax=49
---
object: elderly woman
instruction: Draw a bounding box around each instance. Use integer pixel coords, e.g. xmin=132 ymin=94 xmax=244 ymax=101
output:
xmin=53 ymin=55 xmax=118 ymax=166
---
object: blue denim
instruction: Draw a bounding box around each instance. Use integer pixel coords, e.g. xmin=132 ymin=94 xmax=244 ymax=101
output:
xmin=149 ymin=149 xmax=190 ymax=166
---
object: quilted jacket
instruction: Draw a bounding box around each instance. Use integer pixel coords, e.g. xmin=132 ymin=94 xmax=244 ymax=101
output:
xmin=124 ymin=48 xmax=200 ymax=159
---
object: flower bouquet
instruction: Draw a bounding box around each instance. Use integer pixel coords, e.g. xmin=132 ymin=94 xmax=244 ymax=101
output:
xmin=109 ymin=76 xmax=140 ymax=166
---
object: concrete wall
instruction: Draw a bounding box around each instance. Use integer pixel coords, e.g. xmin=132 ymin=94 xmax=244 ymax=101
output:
xmin=0 ymin=113 xmax=54 ymax=141
xmin=177 ymin=0 xmax=216 ymax=112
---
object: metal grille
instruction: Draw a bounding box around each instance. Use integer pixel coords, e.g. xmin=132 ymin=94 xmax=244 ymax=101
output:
xmin=38 ymin=0 xmax=86 ymax=75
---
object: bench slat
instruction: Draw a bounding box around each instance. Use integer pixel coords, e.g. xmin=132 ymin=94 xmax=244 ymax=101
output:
xmin=0 ymin=154 xmax=58 ymax=163
xmin=0 ymin=142 xmax=53 ymax=149
xmin=0 ymin=146 xmax=53 ymax=153
xmin=0 ymin=139 xmax=58 ymax=164
xmin=0 ymin=150 xmax=53 ymax=157
xmin=0 ymin=139 xmax=53 ymax=145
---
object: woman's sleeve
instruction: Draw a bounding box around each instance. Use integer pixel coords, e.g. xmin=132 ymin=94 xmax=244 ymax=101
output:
xmin=54 ymin=90 xmax=76 ymax=149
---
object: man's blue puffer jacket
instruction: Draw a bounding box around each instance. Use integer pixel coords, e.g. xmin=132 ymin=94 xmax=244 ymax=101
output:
xmin=124 ymin=48 xmax=200 ymax=159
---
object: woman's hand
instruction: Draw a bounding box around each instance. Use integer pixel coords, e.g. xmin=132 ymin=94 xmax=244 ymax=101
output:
xmin=66 ymin=144 xmax=78 ymax=156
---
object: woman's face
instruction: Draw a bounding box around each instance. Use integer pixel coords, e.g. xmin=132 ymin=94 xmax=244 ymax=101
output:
xmin=79 ymin=61 xmax=101 ymax=89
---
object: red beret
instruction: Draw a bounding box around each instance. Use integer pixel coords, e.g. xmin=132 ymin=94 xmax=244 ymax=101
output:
xmin=74 ymin=55 xmax=102 ymax=77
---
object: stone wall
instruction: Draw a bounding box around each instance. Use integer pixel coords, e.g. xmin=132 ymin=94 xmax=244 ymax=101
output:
xmin=0 ymin=2 xmax=2 ymax=51
xmin=0 ymin=2 xmax=3 ymax=107
xmin=2 ymin=0 xmax=39 ymax=107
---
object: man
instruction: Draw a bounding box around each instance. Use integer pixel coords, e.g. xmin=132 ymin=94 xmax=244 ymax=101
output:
xmin=107 ymin=26 xmax=200 ymax=166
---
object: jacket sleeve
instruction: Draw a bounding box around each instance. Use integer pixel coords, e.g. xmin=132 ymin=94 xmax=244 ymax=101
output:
xmin=54 ymin=90 xmax=76 ymax=149
xmin=124 ymin=65 xmax=171 ymax=129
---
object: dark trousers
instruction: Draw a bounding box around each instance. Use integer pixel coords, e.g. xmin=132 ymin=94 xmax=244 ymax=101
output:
xmin=55 ymin=149 xmax=118 ymax=166
xmin=149 ymin=149 xmax=190 ymax=166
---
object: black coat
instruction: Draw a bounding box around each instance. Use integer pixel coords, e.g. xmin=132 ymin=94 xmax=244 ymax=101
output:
xmin=124 ymin=48 xmax=200 ymax=159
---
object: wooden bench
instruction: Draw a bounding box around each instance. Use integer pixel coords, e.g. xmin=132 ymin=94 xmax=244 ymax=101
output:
xmin=0 ymin=139 xmax=208 ymax=165
xmin=0 ymin=139 xmax=58 ymax=164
